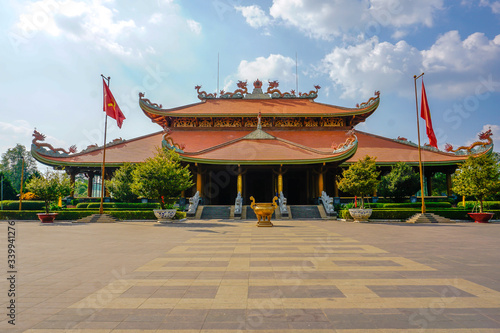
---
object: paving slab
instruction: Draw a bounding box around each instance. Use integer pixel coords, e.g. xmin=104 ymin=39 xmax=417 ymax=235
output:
xmin=0 ymin=219 xmax=499 ymax=332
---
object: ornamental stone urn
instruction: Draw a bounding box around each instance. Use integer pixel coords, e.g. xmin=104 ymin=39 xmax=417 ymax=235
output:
xmin=153 ymin=209 xmax=177 ymax=223
xmin=348 ymin=208 xmax=373 ymax=222
xmin=468 ymin=212 xmax=494 ymax=223
xmin=250 ymin=196 xmax=278 ymax=227
xmin=37 ymin=213 xmax=58 ymax=223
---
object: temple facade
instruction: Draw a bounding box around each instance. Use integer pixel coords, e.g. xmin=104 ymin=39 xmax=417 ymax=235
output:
xmin=31 ymin=80 xmax=494 ymax=207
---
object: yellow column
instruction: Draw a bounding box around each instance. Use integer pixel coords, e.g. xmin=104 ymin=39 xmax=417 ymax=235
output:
xmin=334 ymin=176 xmax=339 ymax=197
xmin=237 ymin=173 xmax=242 ymax=193
xmin=446 ymin=173 xmax=452 ymax=196
xmin=196 ymin=173 xmax=202 ymax=193
xmin=318 ymin=172 xmax=324 ymax=196
xmin=278 ymin=173 xmax=283 ymax=193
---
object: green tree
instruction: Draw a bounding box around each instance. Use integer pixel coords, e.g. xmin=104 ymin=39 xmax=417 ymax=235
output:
xmin=378 ymin=162 xmax=420 ymax=202
xmin=107 ymin=163 xmax=137 ymax=202
xmin=1 ymin=144 xmax=38 ymax=193
xmin=452 ymin=154 xmax=500 ymax=213
xmin=430 ymin=172 xmax=448 ymax=196
xmin=25 ymin=170 xmax=73 ymax=213
xmin=337 ymin=155 xmax=380 ymax=209
xmin=131 ymin=148 xmax=193 ymax=209
xmin=73 ymin=174 xmax=88 ymax=198
xmin=0 ymin=171 xmax=17 ymax=200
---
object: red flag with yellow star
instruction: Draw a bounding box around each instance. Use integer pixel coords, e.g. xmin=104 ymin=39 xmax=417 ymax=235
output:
xmin=102 ymin=78 xmax=125 ymax=128
xmin=420 ymin=80 xmax=437 ymax=149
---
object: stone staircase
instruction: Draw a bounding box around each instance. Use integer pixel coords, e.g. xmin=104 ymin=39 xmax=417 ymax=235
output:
xmin=290 ymin=205 xmax=322 ymax=219
xmin=406 ymin=212 xmax=453 ymax=223
xmin=200 ymin=206 xmax=231 ymax=220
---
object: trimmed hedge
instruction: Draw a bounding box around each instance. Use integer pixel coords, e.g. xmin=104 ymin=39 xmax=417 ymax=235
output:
xmin=339 ymin=209 xmax=500 ymax=221
xmin=382 ymin=202 xmax=452 ymax=208
xmin=457 ymin=201 xmax=500 ymax=210
xmin=1 ymin=201 xmax=46 ymax=210
xmin=77 ymin=202 xmax=161 ymax=209
xmin=0 ymin=209 xmax=187 ymax=221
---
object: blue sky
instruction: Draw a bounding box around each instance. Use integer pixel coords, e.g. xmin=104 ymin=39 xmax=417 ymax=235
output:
xmin=1 ymin=0 xmax=499 ymax=160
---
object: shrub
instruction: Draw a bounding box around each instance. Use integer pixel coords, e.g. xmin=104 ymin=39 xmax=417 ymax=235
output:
xmin=25 ymin=170 xmax=73 ymax=213
xmin=132 ymin=148 xmax=193 ymax=209
xmin=75 ymin=202 xmax=90 ymax=209
xmin=107 ymin=163 xmax=137 ymax=202
xmin=337 ymin=155 xmax=380 ymax=209
xmin=378 ymin=162 xmax=420 ymax=202
xmin=457 ymin=201 xmax=500 ymax=210
xmin=1 ymin=200 xmax=45 ymax=210
xmin=383 ymin=202 xmax=451 ymax=208
xmin=453 ymin=154 xmax=500 ymax=213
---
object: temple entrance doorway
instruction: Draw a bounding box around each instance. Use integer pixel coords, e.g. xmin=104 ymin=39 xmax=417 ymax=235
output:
xmin=204 ymin=168 xmax=237 ymax=205
xmin=283 ymin=170 xmax=308 ymax=205
xmin=245 ymin=170 xmax=273 ymax=204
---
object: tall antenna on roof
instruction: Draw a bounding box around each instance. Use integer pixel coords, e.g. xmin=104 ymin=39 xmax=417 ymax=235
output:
xmin=295 ymin=52 xmax=298 ymax=93
xmin=217 ymin=53 xmax=220 ymax=94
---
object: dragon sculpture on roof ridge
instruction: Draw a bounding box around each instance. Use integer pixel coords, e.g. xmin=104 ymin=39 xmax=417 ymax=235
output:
xmin=357 ymin=91 xmax=380 ymax=108
xmin=139 ymin=92 xmax=163 ymax=108
xmin=32 ymin=129 xmax=77 ymax=156
xmin=220 ymin=80 xmax=248 ymax=99
xmin=445 ymin=128 xmax=493 ymax=154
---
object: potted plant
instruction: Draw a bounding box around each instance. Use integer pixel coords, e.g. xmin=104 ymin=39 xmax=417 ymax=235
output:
xmin=25 ymin=170 xmax=73 ymax=223
xmin=337 ymin=155 xmax=380 ymax=222
xmin=131 ymin=147 xmax=193 ymax=223
xmin=453 ymin=153 xmax=500 ymax=223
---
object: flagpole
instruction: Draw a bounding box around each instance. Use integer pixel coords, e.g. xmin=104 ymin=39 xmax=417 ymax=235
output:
xmin=100 ymin=74 xmax=110 ymax=215
xmin=414 ymin=73 xmax=426 ymax=214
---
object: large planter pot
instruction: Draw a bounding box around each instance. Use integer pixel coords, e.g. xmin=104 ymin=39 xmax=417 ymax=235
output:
xmin=250 ymin=196 xmax=278 ymax=227
xmin=37 ymin=213 xmax=58 ymax=223
xmin=348 ymin=208 xmax=372 ymax=222
xmin=468 ymin=212 xmax=494 ymax=223
xmin=153 ymin=209 xmax=177 ymax=223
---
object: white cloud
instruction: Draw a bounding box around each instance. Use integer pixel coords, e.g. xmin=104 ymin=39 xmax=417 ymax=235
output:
xmin=14 ymin=0 xmax=137 ymax=56
xmin=270 ymin=0 xmax=367 ymax=40
xmin=235 ymin=5 xmax=271 ymax=28
xmin=186 ymin=19 xmax=201 ymax=34
xmin=480 ymin=0 xmax=500 ymax=13
xmin=423 ymin=31 xmax=500 ymax=72
xmin=321 ymin=31 xmax=500 ymax=99
xmin=149 ymin=13 xmax=163 ymax=24
xmin=268 ymin=0 xmax=444 ymax=40
xmin=369 ymin=0 xmax=444 ymax=28
xmin=321 ymin=36 xmax=422 ymax=99
xmin=237 ymin=54 xmax=296 ymax=83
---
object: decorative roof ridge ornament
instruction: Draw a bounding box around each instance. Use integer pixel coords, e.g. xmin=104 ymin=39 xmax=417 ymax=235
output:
xmin=162 ymin=127 xmax=185 ymax=153
xmin=298 ymin=85 xmax=321 ymax=99
xmin=242 ymin=112 xmax=275 ymax=140
xmin=219 ymin=80 xmax=248 ymax=99
xmin=266 ymin=80 xmax=296 ymax=98
xmin=332 ymin=129 xmax=357 ymax=153
xmin=194 ymin=85 xmax=217 ymax=101
xmin=139 ymin=92 xmax=163 ymax=108
xmin=31 ymin=129 xmax=77 ymax=157
xmin=445 ymin=128 xmax=493 ymax=155
xmin=357 ymin=91 xmax=380 ymax=108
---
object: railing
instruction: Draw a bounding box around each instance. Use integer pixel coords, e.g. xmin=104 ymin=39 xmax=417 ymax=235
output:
xmin=279 ymin=191 xmax=289 ymax=217
xmin=320 ymin=191 xmax=337 ymax=217
xmin=187 ymin=191 xmax=200 ymax=217
xmin=234 ymin=192 xmax=242 ymax=217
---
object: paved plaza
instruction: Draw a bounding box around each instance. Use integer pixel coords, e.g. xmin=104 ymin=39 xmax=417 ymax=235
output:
xmin=1 ymin=219 xmax=500 ymax=332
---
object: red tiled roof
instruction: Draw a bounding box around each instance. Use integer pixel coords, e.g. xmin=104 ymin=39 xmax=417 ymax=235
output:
xmin=139 ymin=97 xmax=379 ymax=117
xmin=32 ymin=128 xmax=473 ymax=167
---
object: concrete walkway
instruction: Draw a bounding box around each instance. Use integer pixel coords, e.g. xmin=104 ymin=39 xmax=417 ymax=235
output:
xmin=1 ymin=219 xmax=500 ymax=332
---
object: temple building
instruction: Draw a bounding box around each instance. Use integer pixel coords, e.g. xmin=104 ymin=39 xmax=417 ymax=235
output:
xmin=31 ymin=79 xmax=494 ymax=210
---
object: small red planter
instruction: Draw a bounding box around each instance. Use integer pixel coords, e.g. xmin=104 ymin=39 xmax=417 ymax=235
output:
xmin=468 ymin=212 xmax=494 ymax=223
xmin=37 ymin=213 xmax=58 ymax=223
